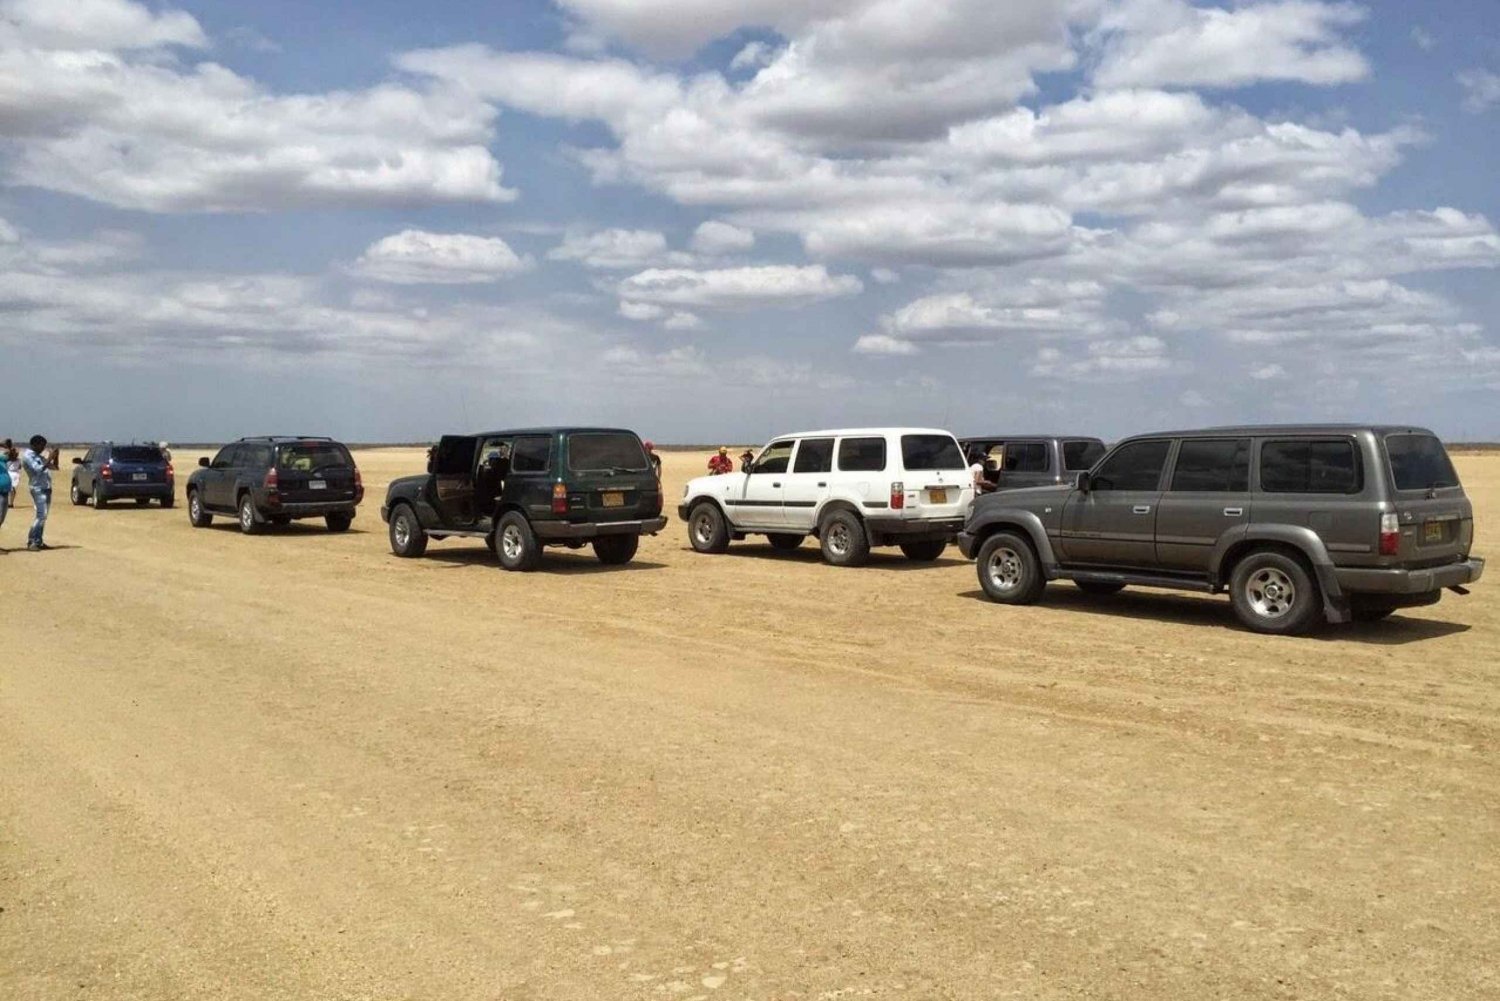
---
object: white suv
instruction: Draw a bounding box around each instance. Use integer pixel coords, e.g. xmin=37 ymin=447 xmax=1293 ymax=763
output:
xmin=677 ymin=427 xmax=973 ymax=566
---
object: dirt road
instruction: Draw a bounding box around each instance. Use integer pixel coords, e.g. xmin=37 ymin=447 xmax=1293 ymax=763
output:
xmin=4 ymin=449 xmax=1497 ymax=1000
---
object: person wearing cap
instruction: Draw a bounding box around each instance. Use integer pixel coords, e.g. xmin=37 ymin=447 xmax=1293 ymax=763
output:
xmin=707 ymin=446 xmax=734 ymax=475
xmin=739 ymin=448 xmax=755 ymax=473
xmin=643 ymin=440 xmax=662 ymax=479
xmin=158 ymin=441 xmax=173 ymax=463
xmin=21 ymin=434 xmax=53 ymax=550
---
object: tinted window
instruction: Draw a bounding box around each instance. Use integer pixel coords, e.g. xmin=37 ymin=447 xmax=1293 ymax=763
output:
xmin=511 ymin=436 xmax=552 ymax=473
xmin=567 ymin=432 xmax=646 ymax=472
xmin=1170 ymin=438 xmax=1250 ymax=492
xmin=1090 ymin=440 xmax=1171 ymax=491
xmin=1003 ymin=442 xmax=1048 ymax=473
xmin=900 ymin=434 xmax=965 ymax=471
xmin=1260 ymin=439 xmax=1360 ymax=494
xmin=244 ymin=445 xmax=274 ymax=469
xmin=276 ymin=442 xmax=350 ymax=471
xmin=213 ymin=445 xmax=240 ymax=469
xmin=434 ymin=437 xmax=475 ymax=476
xmin=838 ymin=437 xmax=887 ymax=472
xmin=751 ymin=440 xmax=795 ymax=474
xmin=1062 ymin=439 xmax=1106 ymax=471
xmin=113 ymin=445 xmax=164 ymax=463
xmin=793 ymin=437 xmax=834 ymax=474
xmin=1385 ymin=433 xmax=1460 ymax=491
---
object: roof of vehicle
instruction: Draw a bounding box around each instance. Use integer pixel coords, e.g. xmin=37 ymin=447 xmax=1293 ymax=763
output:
xmin=459 ymin=426 xmax=640 ymax=438
xmin=960 ymin=434 xmax=1105 ymax=442
xmin=1122 ymin=424 xmax=1439 ymax=439
xmin=770 ymin=427 xmax=959 ymax=440
xmin=235 ymin=435 xmax=341 ymax=443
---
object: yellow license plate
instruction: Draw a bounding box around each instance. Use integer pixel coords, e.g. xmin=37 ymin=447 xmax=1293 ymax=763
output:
xmin=602 ymin=492 xmax=625 ymax=508
xmin=929 ymin=488 xmax=949 ymax=504
xmin=1423 ymin=521 xmax=1444 ymax=542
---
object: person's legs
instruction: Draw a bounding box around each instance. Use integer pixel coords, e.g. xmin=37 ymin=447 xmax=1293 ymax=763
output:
xmin=0 ymin=490 xmax=9 ymax=533
xmin=28 ymin=488 xmax=49 ymax=548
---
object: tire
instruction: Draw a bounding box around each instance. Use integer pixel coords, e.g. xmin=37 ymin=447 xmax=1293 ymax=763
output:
xmin=976 ymin=532 xmax=1045 ymax=605
xmin=134 ymin=497 xmax=152 ymax=507
xmin=92 ymin=485 xmax=108 ymax=509
xmin=325 ymin=512 xmax=353 ymax=533
xmin=1351 ymin=605 xmax=1397 ymax=623
xmin=495 ymin=511 xmax=542 ymax=571
xmin=1229 ymin=549 xmax=1322 ymax=635
xmin=160 ymin=495 xmax=175 ymax=509
xmin=819 ymin=510 xmax=870 ymax=567
xmin=237 ymin=493 xmax=263 ymax=535
xmin=767 ymin=533 xmax=805 ymax=552
xmin=70 ymin=481 xmax=85 ymax=506
xmin=388 ymin=504 xmax=428 ymax=558
xmin=899 ymin=540 xmax=947 ymax=562
xmin=187 ymin=489 xmax=212 ymax=528
xmin=593 ymin=533 xmax=639 ymax=565
xmin=687 ymin=502 xmax=730 ymax=554
xmin=1075 ymin=581 xmax=1126 ymax=596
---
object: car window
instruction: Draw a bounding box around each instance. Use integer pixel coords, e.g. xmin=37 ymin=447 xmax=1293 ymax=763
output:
xmin=1260 ymin=439 xmax=1361 ymax=494
xmin=567 ymin=432 xmax=647 ymax=472
xmin=1062 ymin=439 xmax=1105 ymax=471
xmin=244 ymin=445 xmax=274 ymax=469
xmin=900 ymin=434 xmax=966 ymax=471
xmin=752 ymin=440 xmax=795 ymax=475
xmin=114 ymin=445 xmax=163 ymax=463
xmin=511 ymin=436 xmax=552 ymax=474
xmin=213 ymin=445 xmax=239 ymax=469
xmin=1003 ymin=441 xmax=1048 ymax=473
xmin=838 ymin=436 xmax=887 ymax=472
xmin=1385 ymin=433 xmax=1460 ymax=491
xmin=83 ymin=447 xmax=97 ymax=464
xmin=433 ymin=436 xmax=477 ymax=477
xmin=793 ymin=437 xmax=835 ymax=474
xmin=277 ymin=442 xmax=350 ymax=471
xmin=1090 ymin=439 xmax=1171 ymax=491
xmin=1169 ymin=438 xmax=1250 ymax=492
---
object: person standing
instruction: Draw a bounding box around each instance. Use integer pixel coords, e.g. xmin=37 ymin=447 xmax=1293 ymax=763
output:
xmin=707 ymin=446 xmax=734 ymax=475
xmin=21 ymin=434 xmax=53 ymax=551
xmin=3 ymin=440 xmax=19 ymax=507
xmin=159 ymin=441 xmax=173 ymax=464
xmin=642 ymin=440 xmax=662 ymax=479
xmin=0 ymin=449 xmax=10 ymax=550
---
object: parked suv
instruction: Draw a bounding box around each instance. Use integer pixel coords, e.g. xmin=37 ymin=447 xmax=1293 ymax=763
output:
xmin=186 ymin=437 xmax=362 ymax=534
xmin=958 ymin=425 xmax=1484 ymax=634
xmin=381 ymin=427 xmax=667 ymax=570
xmin=960 ymin=435 xmax=1106 ymax=491
xmin=679 ymin=427 xmax=972 ymax=566
xmin=70 ymin=442 xmax=174 ymax=508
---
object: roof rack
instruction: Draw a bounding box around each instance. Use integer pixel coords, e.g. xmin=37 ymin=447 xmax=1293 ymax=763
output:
xmin=236 ymin=435 xmax=337 ymax=442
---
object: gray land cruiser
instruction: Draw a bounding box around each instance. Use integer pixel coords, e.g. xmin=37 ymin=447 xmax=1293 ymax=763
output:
xmin=957 ymin=425 xmax=1484 ymax=634
xmin=960 ymin=435 xmax=1106 ymax=491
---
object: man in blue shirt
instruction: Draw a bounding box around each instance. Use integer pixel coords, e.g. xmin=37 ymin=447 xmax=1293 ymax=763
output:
xmin=21 ymin=434 xmax=53 ymax=551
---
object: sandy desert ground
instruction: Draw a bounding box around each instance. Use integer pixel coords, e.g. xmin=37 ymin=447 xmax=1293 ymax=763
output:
xmin=3 ymin=447 xmax=1497 ymax=1000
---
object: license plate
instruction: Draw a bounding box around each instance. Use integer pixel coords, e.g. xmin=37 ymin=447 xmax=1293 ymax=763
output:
xmin=309 ymin=480 xmax=327 ymax=491
xmin=929 ymin=488 xmax=949 ymax=504
xmin=1423 ymin=521 xmax=1444 ymax=542
xmin=131 ymin=473 xmax=148 ymax=482
xmin=602 ymin=491 xmax=624 ymax=508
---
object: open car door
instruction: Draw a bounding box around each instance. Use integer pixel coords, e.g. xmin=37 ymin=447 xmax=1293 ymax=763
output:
xmin=432 ymin=435 xmax=479 ymax=526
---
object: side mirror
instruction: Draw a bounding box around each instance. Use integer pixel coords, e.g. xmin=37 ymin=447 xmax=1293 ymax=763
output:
xmin=71 ymin=457 xmax=83 ymax=465
xmin=198 ymin=456 xmax=210 ymax=468
xmin=1075 ymin=471 xmax=1091 ymax=493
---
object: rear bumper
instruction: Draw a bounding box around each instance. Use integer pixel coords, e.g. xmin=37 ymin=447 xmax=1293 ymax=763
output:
xmin=866 ymin=516 xmax=965 ymax=543
xmin=1334 ymin=556 xmax=1484 ymax=595
xmin=533 ymin=516 xmax=668 ymax=541
xmin=263 ymin=499 xmax=358 ymax=519
xmin=97 ymin=482 xmax=173 ymax=498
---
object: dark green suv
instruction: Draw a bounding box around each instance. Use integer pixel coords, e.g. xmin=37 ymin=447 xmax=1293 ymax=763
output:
xmin=958 ymin=425 xmax=1484 ymax=634
xmin=381 ymin=427 xmax=667 ymax=570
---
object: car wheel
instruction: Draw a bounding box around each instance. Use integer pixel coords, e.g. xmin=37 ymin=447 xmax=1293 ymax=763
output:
xmin=1075 ymin=581 xmax=1126 ymax=596
xmin=325 ymin=512 xmax=353 ymax=533
xmin=593 ymin=534 xmax=639 ymax=565
xmin=160 ymin=495 xmax=175 ymax=509
xmin=187 ymin=490 xmax=212 ymax=528
xmin=1229 ymin=549 xmax=1321 ymax=635
xmin=70 ymin=481 xmax=85 ymax=506
xmin=899 ymin=540 xmax=947 ymax=562
xmin=976 ymin=532 xmax=1045 ymax=604
xmin=496 ymin=511 xmax=541 ymax=571
xmin=92 ymin=485 xmax=108 ymax=509
xmin=819 ymin=510 xmax=870 ymax=567
xmin=687 ymin=502 xmax=730 ymax=554
xmin=238 ymin=493 xmax=263 ymax=535
xmin=389 ymin=505 xmax=428 ymax=558
xmin=767 ymin=533 xmax=805 ymax=552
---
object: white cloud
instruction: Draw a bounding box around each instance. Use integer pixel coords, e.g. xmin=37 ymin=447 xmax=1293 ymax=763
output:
xmin=1091 ymin=0 xmax=1370 ymax=90
xmin=0 ymin=0 xmax=206 ymax=51
xmin=1250 ymin=363 xmax=1287 ymax=380
xmin=617 ymin=264 xmax=862 ymax=310
xmin=691 ymin=220 xmax=755 ymax=255
xmin=852 ymin=334 xmax=918 ymax=356
xmin=352 ymin=230 xmax=531 ymax=285
xmin=869 ymin=267 xmax=899 ymax=284
xmin=1032 ymin=336 xmax=1175 ymax=380
xmin=730 ymin=41 xmax=776 ymax=71
xmin=1457 ymin=69 xmax=1500 ymax=114
xmin=663 ymin=310 xmax=703 ymax=330
xmin=618 ymin=300 xmax=667 ymax=321
xmin=549 ymin=228 xmax=678 ymax=269
xmin=1410 ymin=27 xmax=1435 ymax=52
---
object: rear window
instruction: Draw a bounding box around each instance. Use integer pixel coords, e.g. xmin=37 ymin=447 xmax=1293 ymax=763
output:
xmin=113 ymin=445 xmax=163 ymax=463
xmin=838 ymin=437 xmax=887 ymax=472
xmin=1002 ymin=442 xmax=1048 ymax=473
xmin=900 ymin=434 xmax=965 ymax=471
xmin=277 ymin=442 xmax=352 ymax=471
xmin=1062 ymin=439 xmax=1105 ymax=471
xmin=567 ymin=432 xmax=648 ymax=473
xmin=1260 ymin=439 xmax=1361 ymax=494
xmin=1385 ymin=433 xmax=1460 ymax=491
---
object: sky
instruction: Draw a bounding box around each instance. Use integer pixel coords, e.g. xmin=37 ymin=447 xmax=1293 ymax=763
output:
xmin=2 ymin=0 xmax=1498 ymax=444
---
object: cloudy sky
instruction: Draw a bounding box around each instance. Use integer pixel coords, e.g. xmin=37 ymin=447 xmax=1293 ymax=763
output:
xmin=3 ymin=0 xmax=1498 ymax=444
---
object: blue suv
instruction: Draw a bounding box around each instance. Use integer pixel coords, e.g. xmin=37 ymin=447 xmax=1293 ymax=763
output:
xmin=71 ymin=443 xmax=175 ymax=508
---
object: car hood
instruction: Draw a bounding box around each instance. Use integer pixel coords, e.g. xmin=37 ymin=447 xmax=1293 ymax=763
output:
xmin=972 ymin=482 xmax=1072 ymax=514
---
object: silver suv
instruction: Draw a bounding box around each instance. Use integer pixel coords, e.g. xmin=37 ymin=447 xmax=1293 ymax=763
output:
xmin=956 ymin=425 xmax=1484 ymax=634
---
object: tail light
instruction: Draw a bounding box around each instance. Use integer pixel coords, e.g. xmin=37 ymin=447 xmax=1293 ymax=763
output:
xmin=165 ymin=462 xmax=174 ymax=481
xmin=100 ymin=462 xmax=113 ymax=480
xmin=1379 ymin=512 xmax=1400 ymax=556
xmin=264 ymin=467 xmax=279 ymax=491
xmin=354 ymin=466 xmax=364 ymax=500
xmin=552 ymin=482 xmax=568 ymax=514
xmin=890 ymin=481 xmax=904 ymax=510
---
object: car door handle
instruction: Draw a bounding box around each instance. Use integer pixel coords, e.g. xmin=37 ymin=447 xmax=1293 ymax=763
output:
xmin=1223 ymin=507 xmax=1244 ymax=517
xmin=772 ymin=482 xmax=781 ymax=488
xmin=817 ymin=482 xmax=827 ymax=487
xmin=1132 ymin=505 xmax=1152 ymax=515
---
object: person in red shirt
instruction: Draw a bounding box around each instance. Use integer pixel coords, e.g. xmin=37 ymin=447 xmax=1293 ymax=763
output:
xmin=707 ymin=446 xmax=735 ymax=475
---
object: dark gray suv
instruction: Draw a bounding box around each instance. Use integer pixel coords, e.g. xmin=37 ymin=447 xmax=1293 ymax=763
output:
xmin=957 ymin=425 xmax=1484 ymax=634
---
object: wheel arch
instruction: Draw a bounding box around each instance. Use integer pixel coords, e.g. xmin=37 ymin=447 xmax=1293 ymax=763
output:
xmin=967 ymin=510 xmax=1057 ymax=568
xmin=814 ymin=498 xmax=864 ymax=536
xmin=1216 ymin=529 xmax=1348 ymax=623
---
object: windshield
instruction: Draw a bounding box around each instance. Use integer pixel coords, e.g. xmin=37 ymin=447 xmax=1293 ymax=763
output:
xmin=1386 ymin=433 xmax=1460 ymax=490
xmin=901 ymin=434 xmax=966 ymax=471
xmin=568 ymin=432 xmax=649 ymax=472
xmin=1063 ymin=439 xmax=1106 ymax=471
xmin=277 ymin=442 xmax=352 ymax=471
xmin=113 ymin=445 xmax=163 ymax=463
